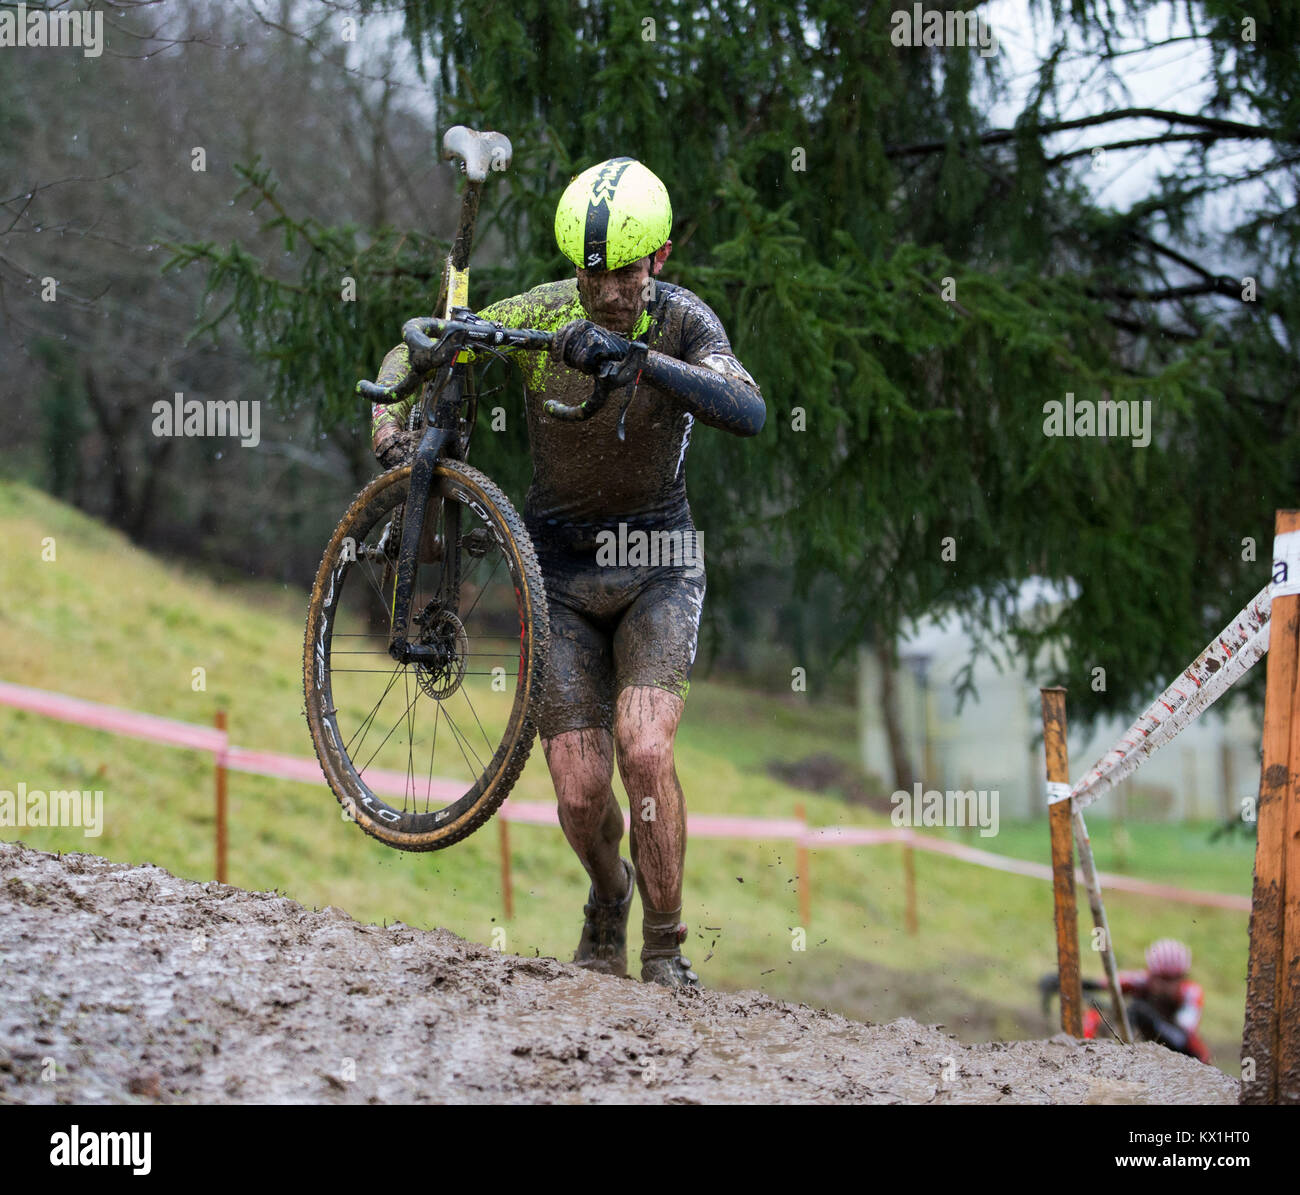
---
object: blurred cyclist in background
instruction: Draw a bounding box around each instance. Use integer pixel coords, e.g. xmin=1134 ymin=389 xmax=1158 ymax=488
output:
xmin=1042 ymin=938 xmax=1211 ymax=1063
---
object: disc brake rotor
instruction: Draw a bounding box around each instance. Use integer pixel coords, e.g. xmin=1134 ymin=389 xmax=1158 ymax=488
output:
xmin=413 ymin=604 xmax=468 ymax=699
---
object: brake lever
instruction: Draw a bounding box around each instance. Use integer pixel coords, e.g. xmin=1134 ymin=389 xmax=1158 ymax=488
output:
xmin=543 ymin=341 xmax=648 ymax=426
xmin=404 ymin=319 xmax=468 ymax=373
xmin=357 ymin=371 xmax=419 ymax=406
xmin=613 ymin=342 xmax=649 ymax=442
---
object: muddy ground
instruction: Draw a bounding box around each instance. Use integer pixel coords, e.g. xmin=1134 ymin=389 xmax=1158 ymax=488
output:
xmin=0 ymin=841 xmax=1237 ymax=1104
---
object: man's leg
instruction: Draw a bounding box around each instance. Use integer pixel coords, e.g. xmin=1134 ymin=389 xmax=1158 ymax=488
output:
xmin=542 ymin=728 xmax=627 ymax=901
xmin=613 ymin=685 xmax=686 ymax=912
xmin=610 ymin=562 xmax=705 ymax=987
xmin=544 ymin=728 xmax=635 ymax=975
xmin=614 ymin=685 xmax=699 ymax=985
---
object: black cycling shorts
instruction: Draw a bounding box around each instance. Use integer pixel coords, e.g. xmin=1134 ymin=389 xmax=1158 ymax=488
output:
xmin=528 ymin=520 xmax=706 ymax=740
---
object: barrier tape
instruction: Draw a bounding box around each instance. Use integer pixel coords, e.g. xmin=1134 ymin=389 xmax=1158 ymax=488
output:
xmin=0 ymin=679 xmax=226 ymax=753
xmin=0 ymin=678 xmax=1249 ymax=912
xmin=1070 ymin=585 xmax=1271 ymax=810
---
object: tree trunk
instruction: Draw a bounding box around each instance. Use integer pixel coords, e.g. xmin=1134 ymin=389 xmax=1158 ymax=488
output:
xmin=876 ymin=636 xmax=916 ymax=793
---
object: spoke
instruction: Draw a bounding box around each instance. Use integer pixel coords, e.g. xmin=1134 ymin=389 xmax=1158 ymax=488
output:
xmin=356 ymin=545 xmax=395 ymax=613
xmin=404 ymin=666 xmax=418 ymax=809
xmin=440 ymin=701 xmax=486 ymax=780
xmin=332 ymin=667 xmax=427 ymax=674
xmin=456 ymin=681 xmax=496 ymax=761
xmin=343 ymin=662 xmax=404 ymax=757
xmin=457 ymin=552 xmax=505 ymax=625
xmin=357 ymin=679 xmax=426 ymax=777
xmin=431 ymin=702 xmax=447 ymax=811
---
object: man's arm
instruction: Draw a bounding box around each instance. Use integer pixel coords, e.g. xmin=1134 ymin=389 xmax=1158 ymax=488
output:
xmin=370 ymin=343 xmax=418 ymax=462
xmin=650 ymin=289 xmax=764 ymax=436
xmin=1173 ymin=982 xmax=1204 ymax=1035
xmin=552 ymin=289 xmax=766 ymax=437
xmin=639 ymin=349 xmax=765 ymax=437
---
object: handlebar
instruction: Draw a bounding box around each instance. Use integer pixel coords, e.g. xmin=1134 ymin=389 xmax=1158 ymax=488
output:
xmin=357 ymin=311 xmax=646 ymax=429
xmin=402 ymin=314 xmax=555 ymax=359
xmin=541 ymin=341 xmax=648 ymax=432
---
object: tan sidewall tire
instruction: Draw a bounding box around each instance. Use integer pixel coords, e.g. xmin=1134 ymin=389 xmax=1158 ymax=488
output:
xmin=303 ymin=460 xmax=548 ymax=851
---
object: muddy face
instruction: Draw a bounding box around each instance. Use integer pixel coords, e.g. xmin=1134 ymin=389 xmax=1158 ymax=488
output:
xmin=576 ymin=257 xmax=652 ymax=334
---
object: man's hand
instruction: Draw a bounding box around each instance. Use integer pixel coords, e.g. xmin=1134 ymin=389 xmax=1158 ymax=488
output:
xmin=552 ymin=319 xmax=631 ymax=376
xmin=374 ymin=426 xmax=419 ymax=470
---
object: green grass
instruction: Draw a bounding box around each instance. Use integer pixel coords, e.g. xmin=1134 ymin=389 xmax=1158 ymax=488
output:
xmin=0 ymin=479 xmax=1255 ymax=1070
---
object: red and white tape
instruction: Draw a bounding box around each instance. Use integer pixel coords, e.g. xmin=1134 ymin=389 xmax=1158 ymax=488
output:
xmin=1069 ymin=585 xmax=1271 ymax=810
xmin=0 ymin=678 xmax=1250 ymax=911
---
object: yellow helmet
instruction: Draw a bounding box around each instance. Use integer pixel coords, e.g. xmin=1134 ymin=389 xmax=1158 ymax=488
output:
xmin=555 ymin=157 xmax=672 ymax=271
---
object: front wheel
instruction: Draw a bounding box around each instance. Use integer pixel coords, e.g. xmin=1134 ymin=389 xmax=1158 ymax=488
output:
xmin=303 ymin=459 xmax=548 ymax=850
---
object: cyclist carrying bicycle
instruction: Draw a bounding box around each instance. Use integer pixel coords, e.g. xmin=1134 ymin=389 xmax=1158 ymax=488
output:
xmin=366 ymin=157 xmax=765 ymax=988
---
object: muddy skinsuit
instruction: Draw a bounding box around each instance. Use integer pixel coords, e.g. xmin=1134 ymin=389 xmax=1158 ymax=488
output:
xmin=372 ymin=277 xmax=763 ymax=732
xmin=370 ymin=276 xmax=765 ymax=984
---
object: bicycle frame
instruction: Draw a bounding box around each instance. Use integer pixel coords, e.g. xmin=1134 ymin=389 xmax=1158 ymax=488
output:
xmin=386 ymin=368 xmax=467 ymax=665
xmin=385 ymin=125 xmax=509 ymax=666
xmin=375 ymin=123 xmax=642 ymax=663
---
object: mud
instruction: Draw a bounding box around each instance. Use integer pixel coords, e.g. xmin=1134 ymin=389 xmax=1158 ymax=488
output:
xmin=0 ymin=841 xmax=1238 ymax=1105
xmin=478 ymin=277 xmax=744 ymax=526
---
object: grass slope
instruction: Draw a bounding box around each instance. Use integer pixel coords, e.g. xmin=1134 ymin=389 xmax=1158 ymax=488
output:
xmin=0 ymin=480 xmax=1254 ymax=1068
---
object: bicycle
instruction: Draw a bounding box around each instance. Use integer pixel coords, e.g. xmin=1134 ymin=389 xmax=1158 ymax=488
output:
xmin=302 ymin=127 xmax=650 ymax=851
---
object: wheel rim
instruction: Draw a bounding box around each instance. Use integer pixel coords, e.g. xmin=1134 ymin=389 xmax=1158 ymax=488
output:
xmin=308 ymin=466 xmax=536 ymax=840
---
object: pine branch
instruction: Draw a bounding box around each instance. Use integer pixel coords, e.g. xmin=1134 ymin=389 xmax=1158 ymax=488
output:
xmin=886 ymin=108 xmax=1298 ymax=161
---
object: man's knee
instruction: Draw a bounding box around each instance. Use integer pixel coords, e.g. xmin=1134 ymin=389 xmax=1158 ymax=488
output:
xmin=614 ymin=688 xmax=681 ymax=782
xmin=543 ymin=728 xmax=614 ymax=813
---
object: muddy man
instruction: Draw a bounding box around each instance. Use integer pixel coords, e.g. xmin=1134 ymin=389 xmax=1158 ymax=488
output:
xmin=371 ymin=158 xmax=765 ymax=986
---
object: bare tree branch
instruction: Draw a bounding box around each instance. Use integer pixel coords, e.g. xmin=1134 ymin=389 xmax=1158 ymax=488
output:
xmin=887 ymin=108 xmax=1297 ymax=161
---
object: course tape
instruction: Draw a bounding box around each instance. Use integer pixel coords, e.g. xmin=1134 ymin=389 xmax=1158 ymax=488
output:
xmin=0 ymin=678 xmax=1249 ymax=912
xmin=1069 ymin=586 xmax=1271 ymax=811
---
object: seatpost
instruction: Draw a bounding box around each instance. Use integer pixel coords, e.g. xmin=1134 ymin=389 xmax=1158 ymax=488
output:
xmin=436 ymin=126 xmax=513 ymax=318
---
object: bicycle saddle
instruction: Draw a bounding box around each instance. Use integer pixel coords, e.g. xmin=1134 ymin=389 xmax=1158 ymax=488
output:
xmin=442 ymin=126 xmax=513 ymax=182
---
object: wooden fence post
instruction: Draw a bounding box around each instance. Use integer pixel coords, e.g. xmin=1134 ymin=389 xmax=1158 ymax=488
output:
xmin=499 ymin=812 xmax=514 ymax=921
xmin=214 ymin=709 xmax=228 ymax=885
xmin=902 ymin=838 xmax=919 ymax=937
xmin=795 ymin=802 xmax=811 ymax=929
xmin=1041 ymin=686 xmax=1082 ymax=1036
xmin=1242 ymin=510 xmax=1300 ymax=1104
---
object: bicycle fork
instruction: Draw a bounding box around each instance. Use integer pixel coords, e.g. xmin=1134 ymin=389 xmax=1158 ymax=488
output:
xmin=387 ymin=422 xmax=461 ymax=665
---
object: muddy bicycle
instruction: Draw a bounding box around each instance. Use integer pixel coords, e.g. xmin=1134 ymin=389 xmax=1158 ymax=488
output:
xmin=303 ymin=128 xmax=649 ymax=851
